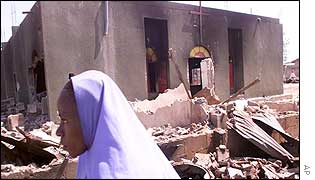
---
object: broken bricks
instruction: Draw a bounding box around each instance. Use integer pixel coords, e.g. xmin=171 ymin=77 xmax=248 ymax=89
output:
xmin=27 ymin=104 xmax=37 ymax=114
xmin=209 ymin=110 xmax=227 ymax=129
xmin=7 ymin=113 xmax=24 ymax=131
xmin=216 ymin=145 xmax=230 ymax=163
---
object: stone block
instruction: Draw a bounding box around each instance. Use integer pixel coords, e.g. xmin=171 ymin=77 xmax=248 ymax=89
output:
xmin=206 ymin=129 xmax=213 ymax=145
xmin=7 ymin=107 xmax=17 ymax=115
xmin=210 ymin=112 xmax=227 ymax=129
xmin=264 ymin=101 xmax=295 ymax=112
xmin=159 ymin=139 xmax=186 ymax=161
xmin=63 ymin=158 xmax=78 ymax=179
xmin=27 ymin=104 xmax=37 ymax=113
xmin=16 ymin=103 xmax=25 ymax=112
xmin=277 ymin=114 xmax=299 ymax=138
xmin=286 ymin=126 xmax=299 ymax=139
xmin=216 ymin=145 xmax=230 ymax=162
xmin=184 ymin=134 xmax=208 ymax=160
xmin=7 ymin=113 xmax=24 ymax=130
xmin=227 ymin=167 xmax=245 ymax=179
xmin=41 ymin=96 xmax=48 ymax=115
xmin=7 ymin=98 xmax=16 ymax=107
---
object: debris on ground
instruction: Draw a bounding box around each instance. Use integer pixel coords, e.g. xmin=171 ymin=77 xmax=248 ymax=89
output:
xmin=1 ymin=83 xmax=299 ymax=179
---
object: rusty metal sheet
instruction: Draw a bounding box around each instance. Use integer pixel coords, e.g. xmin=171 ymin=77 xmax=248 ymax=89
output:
xmin=227 ymin=110 xmax=294 ymax=161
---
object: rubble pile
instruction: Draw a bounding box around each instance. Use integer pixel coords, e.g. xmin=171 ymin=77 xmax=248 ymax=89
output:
xmin=184 ymin=153 xmax=299 ymax=179
xmin=0 ymin=108 xmax=71 ymax=179
xmin=0 ymin=121 xmax=74 ymax=179
xmin=23 ymin=114 xmax=50 ymax=132
xmin=145 ymin=90 xmax=299 ymax=179
xmin=147 ymin=121 xmax=210 ymax=143
xmin=0 ymin=84 xmax=299 ymax=179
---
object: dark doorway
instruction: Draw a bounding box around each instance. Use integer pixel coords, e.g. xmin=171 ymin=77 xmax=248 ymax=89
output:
xmin=228 ymin=28 xmax=244 ymax=95
xmin=144 ymin=18 xmax=169 ymax=99
xmin=31 ymin=50 xmax=47 ymax=102
xmin=188 ymin=58 xmax=203 ymax=96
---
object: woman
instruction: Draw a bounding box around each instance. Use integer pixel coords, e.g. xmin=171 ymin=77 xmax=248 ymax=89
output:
xmin=56 ymin=70 xmax=180 ymax=179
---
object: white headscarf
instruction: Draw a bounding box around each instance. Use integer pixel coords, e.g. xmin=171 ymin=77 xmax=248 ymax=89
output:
xmin=71 ymin=70 xmax=180 ymax=179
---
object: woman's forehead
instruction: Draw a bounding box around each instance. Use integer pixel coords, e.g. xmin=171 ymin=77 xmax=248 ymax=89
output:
xmin=58 ymin=89 xmax=77 ymax=115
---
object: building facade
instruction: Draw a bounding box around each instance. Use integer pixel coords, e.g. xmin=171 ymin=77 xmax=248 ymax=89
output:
xmin=1 ymin=1 xmax=284 ymax=122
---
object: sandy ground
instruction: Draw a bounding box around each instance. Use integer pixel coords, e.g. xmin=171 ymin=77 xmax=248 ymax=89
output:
xmin=283 ymin=83 xmax=299 ymax=99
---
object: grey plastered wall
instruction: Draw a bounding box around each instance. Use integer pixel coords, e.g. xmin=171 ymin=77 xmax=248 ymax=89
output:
xmin=111 ymin=1 xmax=283 ymax=100
xmin=109 ymin=1 xmax=205 ymax=97
xmin=40 ymin=1 xmax=106 ymax=122
xmin=243 ymin=18 xmax=283 ymax=97
xmin=2 ymin=40 xmax=16 ymax=100
xmin=189 ymin=8 xmax=283 ymax=99
xmin=39 ymin=1 xmax=283 ymax=122
xmin=1 ymin=48 xmax=8 ymax=99
xmin=0 ymin=2 xmax=43 ymax=104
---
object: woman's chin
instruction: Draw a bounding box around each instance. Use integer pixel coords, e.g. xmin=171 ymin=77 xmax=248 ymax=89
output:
xmin=69 ymin=149 xmax=86 ymax=158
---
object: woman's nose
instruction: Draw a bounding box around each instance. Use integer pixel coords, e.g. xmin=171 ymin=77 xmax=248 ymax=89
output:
xmin=56 ymin=124 xmax=64 ymax=137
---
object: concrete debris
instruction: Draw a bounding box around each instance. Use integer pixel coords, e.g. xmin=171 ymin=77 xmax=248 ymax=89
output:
xmin=1 ymin=84 xmax=298 ymax=179
xmin=227 ymin=167 xmax=245 ymax=179
xmin=172 ymin=161 xmax=213 ymax=179
xmin=193 ymin=87 xmax=221 ymax=105
xmin=216 ymin=145 xmax=230 ymax=162
xmin=148 ymin=121 xmax=210 ymax=144
xmin=186 ymin=154 xmax=298 ymax=179
xmin=130 ymin=83 xmax=209 ymax=129
xmin=7 ymin=113 xmax=25 ymax=131
xmin=27 ymin=104 xmax=37 ymax=114
xmin=23 ymin=114 xmax=50 ymax=132
xmin=130 ymin=83 xmax=189 ymax=113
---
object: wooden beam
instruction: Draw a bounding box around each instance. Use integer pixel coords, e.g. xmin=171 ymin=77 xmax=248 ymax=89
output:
xmin=221 ymin=77 xmax=261 ymax=104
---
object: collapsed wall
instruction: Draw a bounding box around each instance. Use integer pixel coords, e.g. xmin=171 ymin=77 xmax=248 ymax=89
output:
xmin=130 ymin=83 xmax=208 ymax=128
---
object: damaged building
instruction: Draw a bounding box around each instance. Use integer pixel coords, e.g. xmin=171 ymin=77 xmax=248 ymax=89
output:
xmin=2 ymin=2 xmax=297 ymax=178
xmin=1 ymin=1 xmax=284 ymax=123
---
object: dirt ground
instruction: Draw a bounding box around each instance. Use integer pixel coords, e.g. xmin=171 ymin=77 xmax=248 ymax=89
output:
xmin=283 ymin=83 xmax=299 ymax=99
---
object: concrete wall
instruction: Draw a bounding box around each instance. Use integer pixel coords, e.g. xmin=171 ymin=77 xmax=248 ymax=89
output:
xmin=41 ymin=1 xmax=283 ymax=122
xmin=196 ymin=7 xmax=283 ymax=98
xmin=1 ymin=40 xmax=16 ymax=100
xmin=0 ymin=2 xmax=43 ymax=104
xmin=40 ymin=1 xmax=106 ymax=122
xmin=135 ymin=100 xmax=208 ymax=129
xmin=1 ymin=50 xmax=8 ymax=99
xmin=2 ymin=1 xmax=282 ymax=122
xmin=106 ymin=1 xmax=283 ymax=100
xmin=283 ymin=59 xmax=299 ymax=80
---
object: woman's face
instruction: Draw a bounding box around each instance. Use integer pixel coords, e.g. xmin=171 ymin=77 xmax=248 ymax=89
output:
xmin=56 ymin=82 xmax=87 ymax=158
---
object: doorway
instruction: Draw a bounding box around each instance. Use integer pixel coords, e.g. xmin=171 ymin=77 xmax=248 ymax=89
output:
xmin=188 ymin=46 xmax=211 ymax=96
xmin=31 ymin=50 xmax=47 ymax=102
xmin=188 ymin=57 xmax=203 ymax=96
xmin=228 ymin=28 xmax=244 ymax=95
xmin=144 ymin=18 xmax=169 ymax=99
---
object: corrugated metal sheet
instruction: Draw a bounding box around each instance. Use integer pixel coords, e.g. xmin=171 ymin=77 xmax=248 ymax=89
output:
xmin=227 ymin=110 xmax=294 ymax=161
xmin=252 ymin=112 xmax=299 ymax=143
